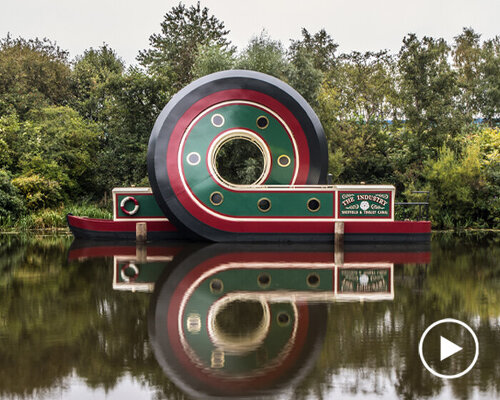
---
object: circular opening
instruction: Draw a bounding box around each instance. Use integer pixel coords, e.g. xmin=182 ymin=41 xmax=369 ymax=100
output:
xmin=257 ymin=198 xmax=271 ymax=212
xmin=123 ymin=267 xmax=136 ymax=278
xmin=214 ymin=300 xmax=265 ymax=338
xmin=186 ymin=152 xmax=201 ymax=166
xmin=307 ymin=198 xmax=321 ymax=212
xmin=277 ymin=155 xmax=291 ymax=167
xmin=256 ymin=116 xmax=269 ymax=129
xmin=277 ymin=312 xmax=291 ymax=326
xmin=210 ymin=278 xmax=224 ymax=294
xmin=307 ymin=273 xmax=320 ymax=288
xmin=215 ymin=138 xmax=265 ymax=185
xmin=211 ymin=113 xmax=225 ymax=127
xmin=210 ymin=191 xmax=224 ymax=206
xmin=258 ymin=273 xmax=271 ymax=288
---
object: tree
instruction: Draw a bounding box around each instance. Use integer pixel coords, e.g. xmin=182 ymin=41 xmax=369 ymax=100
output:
xmin=286 ymin=47 xmax=323 ymax=106
xmin=93 ymin=68 xmax=171 ymax=191
xmin=333 ymin=51 xmax=397 ymax=122
xmin=10 ymin=106 xmax=101 ymax=201
xmin=316 ymin=51 xmax=397 ymax=184
xmin=137 ymin=2 xmax=231 ymax=89
xmin=397 ymin=34 xmax=461 ymax=158
xmin=236 ymin=31 xmax=289 ymax=80
xmin=0 ymin=170 xmax=25 ymax=220
xmin=289 ymin=28 xmax=338 ymax=73
xmin=72 ymin=44 xmax=125 ymax=121
xmin=191 ymin=43 xmax=235 ymax=79
xmin=0 ymin=35 xmax=73 ymax=118
xmin=477 ymin=36 xmax=500 ymax=123
xmin=453 ymin=28 xmax=482 ymax=119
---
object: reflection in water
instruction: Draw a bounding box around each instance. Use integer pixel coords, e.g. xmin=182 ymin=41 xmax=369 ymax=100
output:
xmin=0 ymin=233 xmax=498 ymax=399
xmin=147 ymin=244 xmax=386 ymax=399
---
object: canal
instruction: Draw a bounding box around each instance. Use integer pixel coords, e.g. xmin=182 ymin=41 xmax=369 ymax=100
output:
xmin=0 ymin=232 xmax=498 ymax=399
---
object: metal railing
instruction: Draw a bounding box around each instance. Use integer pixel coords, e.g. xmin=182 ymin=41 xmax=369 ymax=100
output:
xmin=395 ymin=191 xmax=429 ymax=221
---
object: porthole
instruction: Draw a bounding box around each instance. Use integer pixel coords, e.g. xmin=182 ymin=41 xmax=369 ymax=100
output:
xmin=211 ymin=113 xmax=225 ymax=127
xmin=257 ymin=273 xmax=271 ymax=288
xmin=256 ymin=116 xmax=269 ymax=129
xmin=210 ymin=278 xmax=224 ymax=294
xmin=307 ymin=198 xmax=321 ymax=212
xmin=186 ymin=151 xmax=201 ymax=166
xmin=257 ymin=198 xmax=271 ymax=212
xmin=307 ymin=273 xmax=320 ymax=288
xmin=210 ymin=191 xmax=224 ymax=206
xmin=277 ymin=312 xmax=291 ymax=327
xmin=277 ymin=154 xmax=291 ymax=167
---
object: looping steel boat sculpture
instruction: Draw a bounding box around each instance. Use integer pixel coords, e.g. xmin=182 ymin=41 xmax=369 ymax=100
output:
xmin=68 ymin=70 xmax=431 ymax=242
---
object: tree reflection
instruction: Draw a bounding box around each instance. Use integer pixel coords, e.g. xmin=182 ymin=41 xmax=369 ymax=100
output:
xmin=0 ymin=233 xmax=498 ymax=399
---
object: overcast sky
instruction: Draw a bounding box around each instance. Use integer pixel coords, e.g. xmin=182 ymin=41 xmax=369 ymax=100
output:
xmin=2 ymin=0 xmax=499 ymax=66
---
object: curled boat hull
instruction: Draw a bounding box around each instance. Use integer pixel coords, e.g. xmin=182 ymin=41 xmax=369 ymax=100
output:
xmin=67 ymin=214 xmax=430 ymax=243
xmin=66 ymin=214 xmax=186 ymax=241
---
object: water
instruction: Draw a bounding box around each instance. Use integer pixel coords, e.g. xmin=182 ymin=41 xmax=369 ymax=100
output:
xmin=0 ymin=233 xmax=498 ymax=399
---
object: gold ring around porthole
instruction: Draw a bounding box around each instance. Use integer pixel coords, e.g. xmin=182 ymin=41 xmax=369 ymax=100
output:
xmin=277 ymin=311 xmax=291 ymax=327
xmin=277 ymin=154 xmax=291 ymax=167
xmin=257 ymin=197 xmax=272 ymax=212
xmin=256 ymin=116 xmax=269 ymax=129
xmin=210 ymin=130 xmax=271 ymax=187
xmin=210 ymin=191 xmax=224 ymax=206
xmin=306 ymin=273 xmax=320 ymax=288
xmin=257 ymin=273 xmax=271 ymax=288
xmin=307 ymin=197 xmax=321 ymax=212
xmin=210 ymin=278 xmax=224 ymax=294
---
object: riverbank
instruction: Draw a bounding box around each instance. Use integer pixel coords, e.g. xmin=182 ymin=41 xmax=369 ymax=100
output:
xmin=1 ymin=207 xmax=498 ymax=236
xmin=0 ymin=204 xmax=111 ymax=232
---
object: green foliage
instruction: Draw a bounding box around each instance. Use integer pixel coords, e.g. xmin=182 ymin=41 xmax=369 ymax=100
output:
xmin=0 ymin=17 xmax=498 ymax=229
xmin=423 ymin=128 xmax=499 ymax=228
xmin=0 ymin=111 xmax=22 ymax=170
xmin=72 ymin=44 xmax=125 ymax=120
xmin=398 ymin=34 xmax=462 ymax=156
xmin=289 ymin=28 xmax=338 ymax=73
xmin=0 ymin=35 xmax=73 ymax=117
xmin=137 ymin=1 xmax=231 ymax=88
xmin=191 ymin=43 xmax=235 ymax=79
xmin=332 ymin=51 xmax=397 ymax=121
xmin=286 ymin=47 xmax=323 ymax=105
xmin=287 ymin=28 xmax=338 ymax=104
xmin=15 ymin=203 xmax=112 ymax=230
xmin=477 ymin=36 xmax=500 ymax=122
xmin=0 ymin=170 xmax=25 ymax=221
xmin=19 ymin=106 xmax=101 ymax=197
xmin=215 ymin=139 xmax=264 ymax=185
xmin=12 ymin=174 xmax=64 ymax=211
xmin=453 ymin=28 xmax=483 ymax=118
xmin=93 ymin=68 xmax=171 ymax=191
xmin=327 ymin=148 xmax=344 ymax=182
xmin=236 ymin=32 xmax=289 ymax=80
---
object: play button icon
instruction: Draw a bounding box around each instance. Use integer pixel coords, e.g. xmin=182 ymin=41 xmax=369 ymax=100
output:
xmin=419 ymin=318 xmax=479 ymax=379
xmin=440 ymin=336 xmax=462 ymax=361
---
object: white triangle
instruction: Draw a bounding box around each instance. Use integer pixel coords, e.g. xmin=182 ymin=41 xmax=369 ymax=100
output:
xmin=440 ymin=336 xmax=463 ymax=361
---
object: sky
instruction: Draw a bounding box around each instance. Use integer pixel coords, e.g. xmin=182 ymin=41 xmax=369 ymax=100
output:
xmin=1 ymin=0 xmax=499 ymax=66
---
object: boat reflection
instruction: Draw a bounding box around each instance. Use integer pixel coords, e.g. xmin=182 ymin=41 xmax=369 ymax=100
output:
xmin=68 ymin=240 xmax=430 ymax=399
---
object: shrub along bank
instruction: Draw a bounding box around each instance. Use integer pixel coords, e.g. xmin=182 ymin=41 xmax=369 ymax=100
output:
xmin=0 ymin=5 xmax=498 ymax=230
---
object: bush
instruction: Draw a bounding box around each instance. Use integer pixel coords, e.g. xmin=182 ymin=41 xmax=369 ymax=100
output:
xmin=423 ymin=127 xmax=500 ymax=228
xmin=12 ymin=174 xmax=64 ymax=211
xmin=0 ymin=169 xmax=25 ymax=221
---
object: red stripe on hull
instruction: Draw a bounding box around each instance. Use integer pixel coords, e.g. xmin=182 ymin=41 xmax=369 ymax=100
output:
xmin=67 ymin=214 xmax=178 ymax=233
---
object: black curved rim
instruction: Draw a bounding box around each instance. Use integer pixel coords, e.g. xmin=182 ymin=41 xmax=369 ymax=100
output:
xmin=147 ymin=70 xmax=328 ymax=242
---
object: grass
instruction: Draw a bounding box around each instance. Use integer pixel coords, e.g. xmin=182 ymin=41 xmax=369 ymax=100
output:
xmin=0 ymin=203 xmax=112 ymax=232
